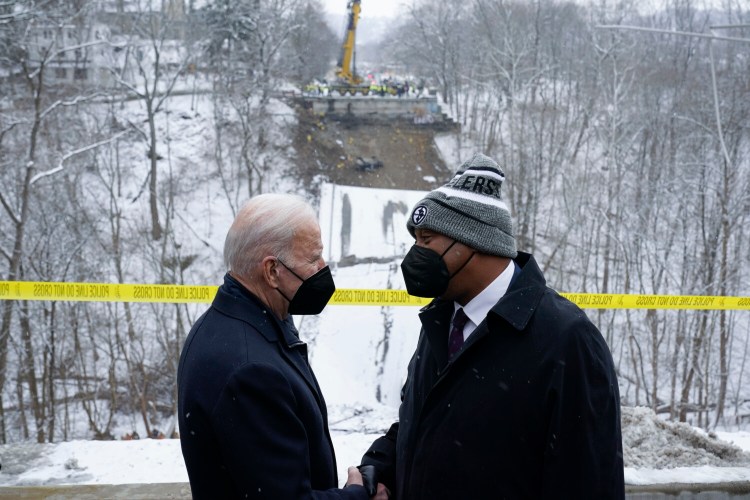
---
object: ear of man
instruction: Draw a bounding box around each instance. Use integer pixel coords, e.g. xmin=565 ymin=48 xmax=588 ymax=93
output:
xmin=261 ymin=256 xmax=281 ymax=289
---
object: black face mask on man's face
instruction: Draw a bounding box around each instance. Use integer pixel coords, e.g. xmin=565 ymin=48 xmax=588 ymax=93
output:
xmin=276 ymin=259 xmax=336 ymax=315
xmin=401 ymin=240 xmax=475 ymax=298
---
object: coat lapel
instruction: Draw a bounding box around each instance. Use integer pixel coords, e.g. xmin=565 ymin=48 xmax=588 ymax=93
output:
xmin=424 ymin=254 xmax=543 ymax=366
xmin=419 ymin=300 xmax=454 ymax=369
xmin=277 ymin=317 xmax=327 ymax=409
xmin=212 ymin=275 xmax=327 ymax=413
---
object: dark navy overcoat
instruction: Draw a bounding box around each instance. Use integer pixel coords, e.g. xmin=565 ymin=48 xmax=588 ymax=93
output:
xmin=178 ymin=274 xmax=367 ymax=499
xmin=363 ymin=253 xmax=625 ymax=499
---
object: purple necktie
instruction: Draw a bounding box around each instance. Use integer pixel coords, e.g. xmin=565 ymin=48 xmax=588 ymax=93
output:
xmin=448 ymin=308 xmax=469 ymax=359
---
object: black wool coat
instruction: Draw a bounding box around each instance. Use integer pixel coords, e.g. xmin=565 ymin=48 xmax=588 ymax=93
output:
xmin=362 ymin=253 xmax=625 ymax=499
xmin=177 ymin=274 xmax=367 ymax=500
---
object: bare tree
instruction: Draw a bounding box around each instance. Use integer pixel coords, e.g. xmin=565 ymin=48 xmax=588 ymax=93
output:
xmin=383 ymin=0 xmax=750 ymax=425
xmin=110 ymin=2 xmax=195 ymax=240
xmin=205 ymin=0 xmax=303 ymax=197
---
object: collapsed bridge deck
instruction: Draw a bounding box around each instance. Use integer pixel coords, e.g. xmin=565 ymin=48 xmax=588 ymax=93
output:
xmin=300 ymin=95 xmax=456 ymax=129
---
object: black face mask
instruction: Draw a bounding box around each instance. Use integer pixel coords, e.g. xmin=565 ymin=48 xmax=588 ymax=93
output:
xmin=401 ymin=241 xmax=475 ymax=298
xmin=277 ymin=259 xmax=336 ymax=315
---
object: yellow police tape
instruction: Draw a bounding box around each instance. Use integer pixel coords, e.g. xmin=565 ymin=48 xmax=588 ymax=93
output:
xmin=0 ymin=281 xmax=749 ymax=310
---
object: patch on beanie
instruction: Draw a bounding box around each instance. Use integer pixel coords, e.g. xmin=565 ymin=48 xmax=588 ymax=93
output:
xmin=411 ymin=205 xmax=428 ymax=225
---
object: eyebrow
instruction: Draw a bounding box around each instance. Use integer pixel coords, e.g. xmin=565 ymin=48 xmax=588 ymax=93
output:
xmin=308 ymin=247 xmax=323 ymax=262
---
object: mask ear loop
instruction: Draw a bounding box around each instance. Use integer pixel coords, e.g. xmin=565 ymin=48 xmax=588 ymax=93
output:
xmin=440 ymin=240 xmax=475 ymax=280
xmin=277 ymin=258 xmax=304 ymax=282
xmin=275 ymin=258 xmax=301 ymax=303
xmin=439 ymin=240 xmax=458 ymax=259
xmin=448 ymin=251 xmax=476 ymax=280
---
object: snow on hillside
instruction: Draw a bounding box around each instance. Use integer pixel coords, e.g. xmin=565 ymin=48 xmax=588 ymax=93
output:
xmin=318 ymin=183 xmax=426 ymax=262
xmin=1 ymin=182 xmax=750 ymax=489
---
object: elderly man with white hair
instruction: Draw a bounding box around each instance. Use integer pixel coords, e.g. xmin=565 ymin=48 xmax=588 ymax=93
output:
xmin=178 ymin=193 xmax=385 ymax=499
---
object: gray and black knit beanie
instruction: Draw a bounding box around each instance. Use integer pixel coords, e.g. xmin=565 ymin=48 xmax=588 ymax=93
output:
xmin=406 ymin=153 xmax=517 ymax=258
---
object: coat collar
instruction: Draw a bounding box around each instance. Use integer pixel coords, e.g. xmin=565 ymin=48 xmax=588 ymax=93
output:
xmin=213 ymin=273 xmax=304 ymax=348
xmin=417 ymin=252 xmax=547 ymax=366
xmin=212 ymin=273 xmax=324 ymax=406
xmin=488 ymin=252 xmax=547 ymax=331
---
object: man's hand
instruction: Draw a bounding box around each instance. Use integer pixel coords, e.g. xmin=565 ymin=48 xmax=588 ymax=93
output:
xmin=350 ymin=465 xmax=389 ymax=498
xmin=345 ymin=466 xmax=364 ymax=487
xmin=372 ymin=483 xmax=390 ymax=499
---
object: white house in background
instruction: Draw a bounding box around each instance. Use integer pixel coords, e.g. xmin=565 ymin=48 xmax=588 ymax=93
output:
xmin=23 ymin=0 xmax=189 ymax=87
xmin=26 ymin=22 xmax=117 ymax=86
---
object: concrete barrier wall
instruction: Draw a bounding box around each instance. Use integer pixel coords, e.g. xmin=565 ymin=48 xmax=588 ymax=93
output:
xmin=626 ymin=482 xmax=750 ymax=499
xmin=2 ymin=482 xmax=749 ymax=499
xmin=0 ymin=483 xmax=192 ymax=499
xmin=308 ymin=96 xmax=445 ymax=125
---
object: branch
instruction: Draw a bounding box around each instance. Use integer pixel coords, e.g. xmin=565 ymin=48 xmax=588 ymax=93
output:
xmin=595 ymin=25 xmax=750 ymax=45
xmin=0 ymin=187 xmax=20 ymax=225
xmin=0 ymin=244 xmax=10 ymax=265
xmin=153 ymin=57 xmax=191 ymax=113
xmin=174 ymin=210 xmax=218 ymax=251
xmin=107 ymin=67 xmax=145 ymax=98
xmin=39 ymin=91 xmax=106 ymax=121
xmin=707 ymin=37 xmax=733 ymax=169
xmin=26 ymin=40 xmax=107 ymax=81
xmin=0 ymin=120 xmax=24 ymax=143
xmin=29 ymin=130 xmax=130 ymax=185
xmin=50 ymin=39 xmax=107 ymax=59
xmin=0 ymin=6 xmax=30 ymax=23
xmin=125 ymin=119 xmax=149 ymax=141
xmin=710 ymin=24 xmax=750 ymax=30
xmin=103 ymin=41 xmax=145 ymax=97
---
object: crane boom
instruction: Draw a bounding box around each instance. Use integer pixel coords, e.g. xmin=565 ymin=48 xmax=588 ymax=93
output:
xmin=335 ymin=0 xmax=363 ymax=85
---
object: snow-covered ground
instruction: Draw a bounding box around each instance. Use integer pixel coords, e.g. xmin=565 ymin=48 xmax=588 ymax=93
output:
xmin=0 ymin=405 xmax=749 ymax=487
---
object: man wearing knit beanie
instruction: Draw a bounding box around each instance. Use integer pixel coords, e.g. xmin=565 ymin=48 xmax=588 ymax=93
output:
xmin=407 ymin=152 xmax=517 ymax=260
xmin=361 ymin=153 xmax=624 ymax=499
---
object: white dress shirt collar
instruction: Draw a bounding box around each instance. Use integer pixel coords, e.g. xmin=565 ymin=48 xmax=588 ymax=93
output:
xmin=453 ymin=260 xmax=516 ymax=341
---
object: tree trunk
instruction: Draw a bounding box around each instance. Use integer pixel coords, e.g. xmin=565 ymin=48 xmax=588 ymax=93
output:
xmin=147 ymin=102 xmax=162 ymax=241
xmin=0 ymin=66 xmax=45 ymax=443
xmin=20 ymin=300 xmax=45 ymax=443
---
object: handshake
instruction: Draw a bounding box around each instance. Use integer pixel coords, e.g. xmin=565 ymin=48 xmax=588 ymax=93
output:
xmin=346 ymin=464 xmax=389 ymax=499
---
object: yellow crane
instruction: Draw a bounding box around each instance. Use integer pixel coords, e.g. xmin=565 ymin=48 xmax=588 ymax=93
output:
xmin=335 ymin=0 xmax=363 ymax=85
xmin=331 ymin=0 xmax=372 ymax=95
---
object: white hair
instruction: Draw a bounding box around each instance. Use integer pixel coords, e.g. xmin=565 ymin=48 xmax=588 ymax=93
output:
xmin=224 ymin=194 xmax=318 ymax=279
